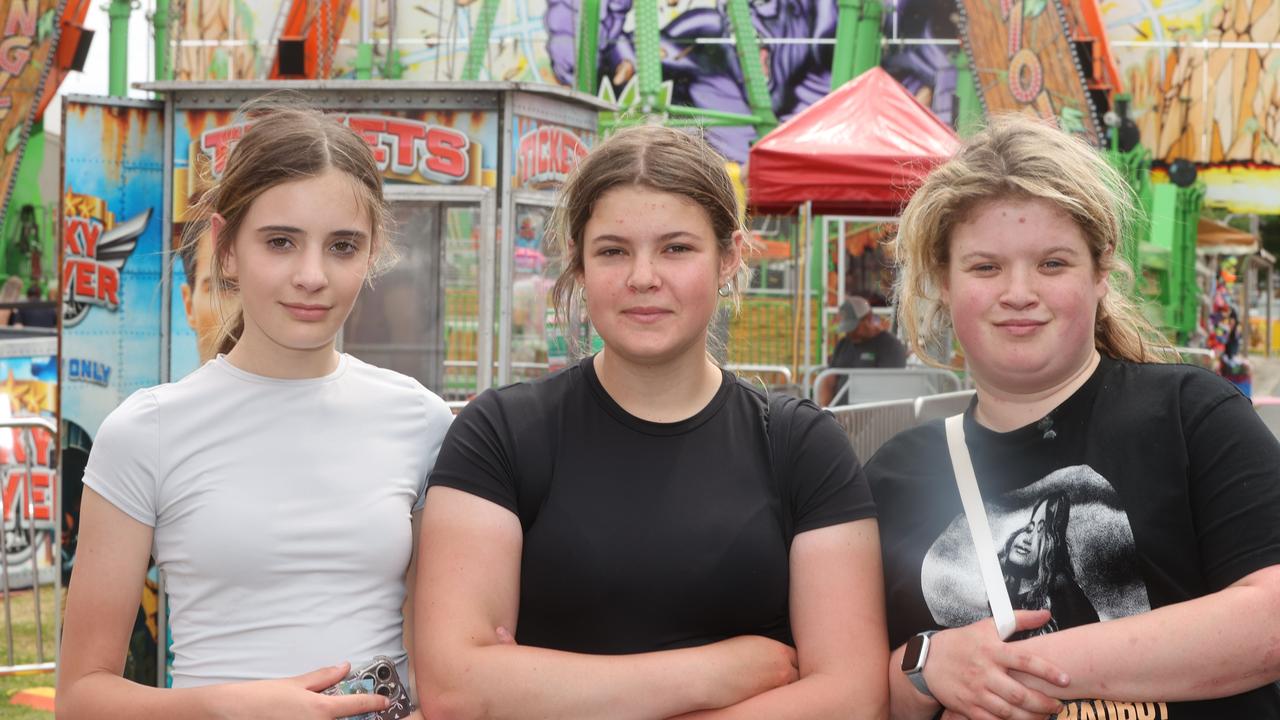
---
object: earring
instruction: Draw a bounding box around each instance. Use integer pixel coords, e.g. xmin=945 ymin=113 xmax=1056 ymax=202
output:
xmin=717 ymin=281 xmax=732 ymax=298
xmin=578 ymin=286 xmax=587 ymax=304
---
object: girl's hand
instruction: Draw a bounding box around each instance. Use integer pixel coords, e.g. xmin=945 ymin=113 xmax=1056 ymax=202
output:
xmin=923 ymin=611 xmax=1069 ymax=720
xmin=213 ymin=662 xmax=392 ymax=719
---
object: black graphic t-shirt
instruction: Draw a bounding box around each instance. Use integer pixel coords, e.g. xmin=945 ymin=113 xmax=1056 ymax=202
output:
xmin=429 ymin=356 xmax=875 ymax=653
xmin=867 ymin=356 xmax=1280 ymax=719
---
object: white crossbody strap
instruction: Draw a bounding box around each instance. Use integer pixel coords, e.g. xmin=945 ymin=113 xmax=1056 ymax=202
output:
xmin=944 ymin=413 xmax=1017 ymax=640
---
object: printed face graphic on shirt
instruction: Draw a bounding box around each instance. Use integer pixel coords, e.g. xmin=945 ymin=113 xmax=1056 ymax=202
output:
xmin=921 ymin=464 xmax=1151 ymax=635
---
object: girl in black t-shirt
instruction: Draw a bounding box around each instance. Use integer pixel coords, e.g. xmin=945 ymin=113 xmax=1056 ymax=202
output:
xmin=869 ymin=115 xmax=1280 ymax=720
xmin=416 ymin=125 xmax=887 ymax=719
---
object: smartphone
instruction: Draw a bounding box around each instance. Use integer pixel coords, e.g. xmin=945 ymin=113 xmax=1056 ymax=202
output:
xmin=322 ymin=655 xmax=415 ymax=720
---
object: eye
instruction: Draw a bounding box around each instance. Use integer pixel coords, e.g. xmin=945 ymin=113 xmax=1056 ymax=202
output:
xmin=664 ymin=244 xmax=693 ymax=254
xmin=970 ymin=262 xmax=998 ymax=274
xmin=598 ymin=247 xmax=625 ymax=257
xmin=266 ymin=236 xmax=293 ymax=250
xmin=331 ymin=240 xmax=359 ymax=257
xmin=1042 ymin=258 xmax=1067 ymax=270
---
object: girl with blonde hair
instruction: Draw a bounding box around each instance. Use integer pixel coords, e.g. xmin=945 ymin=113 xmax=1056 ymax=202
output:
xmin=868 ymin=114 xmax=1280 ymax=720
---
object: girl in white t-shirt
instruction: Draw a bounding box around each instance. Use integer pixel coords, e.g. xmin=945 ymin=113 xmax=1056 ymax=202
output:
xmin=57 ymin=102 xmax=451 ymax=719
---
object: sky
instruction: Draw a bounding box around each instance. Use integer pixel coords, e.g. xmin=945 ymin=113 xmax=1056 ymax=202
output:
xmin=45 ymin=0 xmax=155 ymax=135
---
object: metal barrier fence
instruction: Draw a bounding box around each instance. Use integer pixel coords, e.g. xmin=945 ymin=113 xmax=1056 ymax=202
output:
xmin=812 ymin=367 xmax=964 ymax=406
xmin=828 ymin=389 xmax=977 ymax=461
xmin=0 ymin=416 xmax=59 ymax=675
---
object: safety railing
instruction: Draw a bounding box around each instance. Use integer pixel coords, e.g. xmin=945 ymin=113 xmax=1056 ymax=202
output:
xmin=1174 ymin=346 xmax=1216 ymax=370
xmin=828 ymin=389 xmax=976 ymax=461
xmin=0 ymin=416 xmax=59 ymax=676
xmin=812 ymin=367 xmax=963 ymax=406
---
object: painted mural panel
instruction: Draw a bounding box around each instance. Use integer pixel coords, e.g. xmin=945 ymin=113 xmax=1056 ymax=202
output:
xmin=0 ymin=339 xmax=58 ymax=591
xmin=61 ymin=100 xmax=165 ymax=438
xmin=958 ymin=0 xmax=1102 ymax=145
xmin=0 ymin=0 xmax=64 ymax=221
xmin=160 ymin=0 xmax=1280 ymax=211
xmin=1105 ymin=0 xmax=1280 ymax=212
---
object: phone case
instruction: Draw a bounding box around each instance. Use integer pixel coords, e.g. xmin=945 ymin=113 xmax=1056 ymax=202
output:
xmin=322 ymin=655 xmax=415 ymax=720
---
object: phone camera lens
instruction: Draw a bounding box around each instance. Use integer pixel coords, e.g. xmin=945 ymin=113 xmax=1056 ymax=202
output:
xmin=376 ymin=664 xmax=392 ymax=681
xmin=361 ymin=672 xmax=377 ymax=684
xmin=376 ymin=685 xmax=392 ymax=697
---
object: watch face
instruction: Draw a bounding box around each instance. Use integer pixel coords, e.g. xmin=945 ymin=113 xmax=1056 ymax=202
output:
xmin=901 ymin=633 xmax=927 ymax=672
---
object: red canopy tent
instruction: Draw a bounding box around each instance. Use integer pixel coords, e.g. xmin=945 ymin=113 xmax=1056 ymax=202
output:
xmin=748 ymin=67 xmax=960 ymax=215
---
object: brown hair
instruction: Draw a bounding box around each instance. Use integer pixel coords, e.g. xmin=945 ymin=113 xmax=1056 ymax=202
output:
xmin=547 ymin=124 xmax=749 ymax=330
xmin=893 ymin=114 xmax=1173 ymax=365
xmin=180 ymin=96 xmax=395 ymax=353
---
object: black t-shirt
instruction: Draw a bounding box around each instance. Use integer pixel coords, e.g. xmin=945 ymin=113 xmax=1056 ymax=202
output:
xmin=430 ymin=356 xmax=876 ymax=654
xmin=866 ymin=356 xmax=1280 ymax=719
xmin=828 ymin=331 xmax=908 ymax=370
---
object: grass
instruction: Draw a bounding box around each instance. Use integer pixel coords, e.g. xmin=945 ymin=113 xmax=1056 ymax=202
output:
xmin=0 ymin=585 xmax=58 ymax=719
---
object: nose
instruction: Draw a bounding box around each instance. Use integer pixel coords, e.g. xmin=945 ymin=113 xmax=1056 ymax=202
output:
xmin=999 ymin=265 xmax=1038 ymax=310
xmin=626 ymin=253 xmax=660 ymax=292
xmin=292 ymin=245 xmax=329 ymax=292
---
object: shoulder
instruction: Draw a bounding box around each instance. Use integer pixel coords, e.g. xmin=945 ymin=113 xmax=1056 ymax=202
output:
xmin=1099 ymin=359 xmax=1242 ymax=426
xmin=343 ymin=355 xmax=453 ymax=427
xmin=452 ymin=363 xmax=581 ymax=436
xmin=99 ymin=386 xmax=162 ymax=437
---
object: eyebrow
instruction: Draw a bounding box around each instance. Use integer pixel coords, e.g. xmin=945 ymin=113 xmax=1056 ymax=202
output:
xmin=588 ymin=231 xmax=700 ymax=244
xmin=956 ymin=246 xmax=1083 ymax=264
xmin=255 ymin=225 xmax=369 ymax=241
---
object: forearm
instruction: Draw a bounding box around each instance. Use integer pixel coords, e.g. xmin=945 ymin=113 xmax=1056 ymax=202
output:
xmin=57 ymin=671 xmax=224 ymax=720
xmin=1018 ymin=581 xmax=1280 ymax=701
xmin=422 ymin=643 xmax=718 ymax=720
xmin=672 ymin=672 xmax=883 ymax=720
xmin=886 ymin=644 xmax=939 ymax=720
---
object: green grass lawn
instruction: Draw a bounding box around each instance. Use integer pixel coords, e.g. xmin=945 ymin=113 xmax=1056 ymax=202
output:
xmin=0 ymin=585 xmax=58 ymax=719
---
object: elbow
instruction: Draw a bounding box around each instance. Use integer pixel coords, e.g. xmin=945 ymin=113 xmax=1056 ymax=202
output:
xmin=419 ymin=687 xmax=489 ymax=720
xmin=54 ymin=686 xmax=87 ymax=720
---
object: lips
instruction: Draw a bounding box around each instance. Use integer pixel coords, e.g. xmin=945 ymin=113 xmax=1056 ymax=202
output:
xmin=621 ymin=307 xmax=673 ymax=324
xmin=994 ymin=319 xmax=1047 ymax=336
xmin=281 ymin=302 xmax=331 ymax=322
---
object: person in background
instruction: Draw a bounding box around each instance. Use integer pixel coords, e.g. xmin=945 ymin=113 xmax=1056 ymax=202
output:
xmin=818 ymin=295 xmax=908 ymax=406
xmin=0 ymin=277 xmax=24 ymax=326
xmin=9 ymin=284 xmax=57 ymax=328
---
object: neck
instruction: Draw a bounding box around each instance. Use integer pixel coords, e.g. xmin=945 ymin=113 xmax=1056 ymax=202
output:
xmin=593 ymin=344 xmax=723 ymax=423
xmin=972 ymin=350 xmax=1100 ymax=432
xmin=223 ymin=323 xmax=341 ymax=379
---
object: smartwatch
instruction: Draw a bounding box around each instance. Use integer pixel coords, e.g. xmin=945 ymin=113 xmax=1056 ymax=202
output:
xmin=900 ymin=630 xmax=938 ymax=698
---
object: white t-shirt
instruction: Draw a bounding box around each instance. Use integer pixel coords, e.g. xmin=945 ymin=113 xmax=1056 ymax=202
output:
xmin=82 ymin=354 xmax=453 ymax=688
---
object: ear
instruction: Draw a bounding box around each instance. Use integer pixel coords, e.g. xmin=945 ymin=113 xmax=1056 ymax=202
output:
xmin=211 ymin=213 xmax=235 ymax=277
xmin=1095 ymin=244 xmax=1113 ymax=301
xmin=720 ymin=230 xmax=746 ymax=285
xmin=180 ymin=283 xmax=195 ymax=326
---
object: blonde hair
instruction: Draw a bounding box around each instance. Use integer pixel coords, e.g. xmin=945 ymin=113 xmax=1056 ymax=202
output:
xmin=180 ymin=96 xmax=396 ymax=354
xmin=548 ymin=124 xmax=750 ymax=331
xmin=892 ymin=114 xmax=1173 ymax=365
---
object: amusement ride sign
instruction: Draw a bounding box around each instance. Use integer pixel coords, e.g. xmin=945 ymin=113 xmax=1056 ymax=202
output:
xmin=957 ymin=0 xmax=1102 ymax=146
